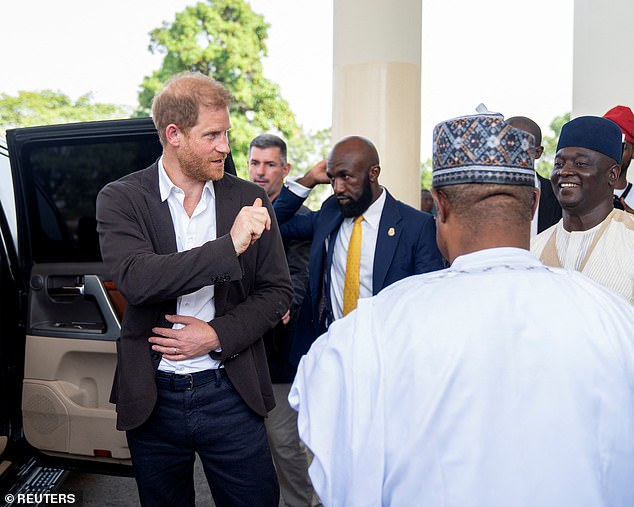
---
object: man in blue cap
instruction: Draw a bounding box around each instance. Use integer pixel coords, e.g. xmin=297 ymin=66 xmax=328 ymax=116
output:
xmin=531 ymin=115 xmax=634 ymax=304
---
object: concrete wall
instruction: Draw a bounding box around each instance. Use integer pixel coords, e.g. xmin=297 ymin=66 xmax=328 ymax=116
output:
xmin=332 ymin=0 xmax=422 ymax=207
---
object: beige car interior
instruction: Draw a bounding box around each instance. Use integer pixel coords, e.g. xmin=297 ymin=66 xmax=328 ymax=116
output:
xmin=21 ymin=274 xmax=130 ymax=464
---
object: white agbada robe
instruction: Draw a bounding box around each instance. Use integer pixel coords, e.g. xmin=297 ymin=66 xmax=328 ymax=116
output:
xmin=289 ymin=248 xmax=634 ymax=507
xmin=531 ymin=209 xmax=634 ymax=305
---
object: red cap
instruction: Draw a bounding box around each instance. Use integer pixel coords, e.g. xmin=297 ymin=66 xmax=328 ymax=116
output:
xmin=603 ymin=105 xmax=634 ymax=144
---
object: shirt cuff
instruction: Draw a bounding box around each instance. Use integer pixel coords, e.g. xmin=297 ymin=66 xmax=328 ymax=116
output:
xmin=286 ymin=178 xmax=312 ymax=198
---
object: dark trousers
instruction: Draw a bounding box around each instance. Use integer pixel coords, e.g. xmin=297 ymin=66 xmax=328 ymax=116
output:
xmin=126 ymin=369 xmax=279 ymax=507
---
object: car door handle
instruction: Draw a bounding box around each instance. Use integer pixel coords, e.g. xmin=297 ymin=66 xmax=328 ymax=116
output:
xmin=32 ymin=274 xmax=121 ymax=340
xmin=48 ymin=285 xmax=85 ymax=297
xmin=81 ymin=275 xmax=121 ymax=338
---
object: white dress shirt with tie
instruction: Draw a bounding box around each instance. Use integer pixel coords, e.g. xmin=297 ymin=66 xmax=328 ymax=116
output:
xmin=285 ymin=179 xmax=387 ymax=321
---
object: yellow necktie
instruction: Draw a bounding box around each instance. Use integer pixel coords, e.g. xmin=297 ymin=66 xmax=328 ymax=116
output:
xmin=343 ymin=215 xmax=364 ymax=316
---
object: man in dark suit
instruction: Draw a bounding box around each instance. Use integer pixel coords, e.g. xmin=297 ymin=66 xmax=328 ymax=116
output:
xmin=247 ymin=133 xmax=317 ymax=506
xmin=96 ymin=73 xmax=291 ymax=507
xmin=506 ymin=116 xmax=562 ymax=233
xmin=537 ymin=172 xmax=563 ymax=232
xmin=274 ymin=136 xmax=445 ymax=365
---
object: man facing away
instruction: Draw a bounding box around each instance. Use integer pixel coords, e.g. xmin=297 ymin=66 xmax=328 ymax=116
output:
xmin=96 ymin=72 xmax=292 ymax=507
xmin=531 ymin=115 xmax=634 ymax=304
xmin=248 ymin=133 xmax=318 ymax=507
xmin=290 ymin=113 xmax=634 ymax=506
xmin=603 ymin=105 xmax=634 ymax=213
xmin=274 ymin=135 xmax=445 ymax=365
xmin=505 ymin=115 xmax=562 ymax=234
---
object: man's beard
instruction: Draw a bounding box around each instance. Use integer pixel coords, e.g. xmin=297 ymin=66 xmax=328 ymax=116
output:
xmin=338 ymin=175 xmax=374 ymax=218
xmin=177 ymin=141 xmax=225 ymax=182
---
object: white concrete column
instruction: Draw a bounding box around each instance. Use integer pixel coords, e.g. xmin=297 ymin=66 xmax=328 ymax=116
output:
xmin=572 ymin=0 xmax=634 ymax=118
xmin=332 ymin=0 xmax=422 ymax=207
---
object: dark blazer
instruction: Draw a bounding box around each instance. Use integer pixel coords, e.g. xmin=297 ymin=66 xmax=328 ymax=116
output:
xmin=96 ymin=162 xmax=292 ymax=431
xmin=264 ymin=204 xmax=311 ymax=384
xmin=537 ymin=173 xmax=562 ymax=233
xmin=274 ymin=186 xmax=445 ymax=365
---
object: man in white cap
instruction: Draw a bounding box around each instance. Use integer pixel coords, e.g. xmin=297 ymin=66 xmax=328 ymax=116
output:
xmin=531 ymin=115 xmax=634 ymax=304
xmin=289 ymin=113 xmax=634 ymax=506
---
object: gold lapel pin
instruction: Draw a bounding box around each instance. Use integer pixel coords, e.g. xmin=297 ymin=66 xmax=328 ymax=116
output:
xmin=387 ymin=227 xmax=395 ymax=237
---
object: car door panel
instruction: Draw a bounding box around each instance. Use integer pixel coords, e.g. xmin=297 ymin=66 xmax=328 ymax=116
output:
xmin=22 ymin=263 xmax=127 ymax=462
xmin=22 ymin=337 xmax=127 ymax=461
xmin=5 ymin=119 xmax=162 ymax=470
xmin=29 ymin=265 xmax=120 ymax=341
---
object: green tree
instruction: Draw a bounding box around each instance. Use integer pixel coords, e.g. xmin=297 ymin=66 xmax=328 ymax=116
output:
xmin=420 ymin=158 xmax=432 ymax=189
xmin=287 ymin=127 xmax=332 ymax=209
xmin=0 ymin=90 xmax=129 ymax=135
xmin=537 ymin=112 xmax=570 ymax=179
xmin=136 ymin=0 xmax=299 ymax=178
xmin=288 ymin=127 xmax=331 ymax=178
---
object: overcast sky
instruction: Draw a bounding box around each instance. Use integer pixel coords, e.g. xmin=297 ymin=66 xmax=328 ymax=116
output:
xmin=0 ymin=0 xmax=573 ymax=158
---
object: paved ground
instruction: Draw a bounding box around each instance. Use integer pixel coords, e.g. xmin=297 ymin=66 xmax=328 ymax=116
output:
xmin=57 ymin=457 xmax=290 ymax=506
xmin=58 ymin=457 xmax=214 ymax=506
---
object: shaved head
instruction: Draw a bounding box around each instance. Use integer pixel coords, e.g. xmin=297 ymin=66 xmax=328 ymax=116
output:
xmin=329 ymin=136 xmax=380 ymax=168
xmin=506 ymin=116 xmax=542 ymax=147
xmin=438 ymin=184 xmax=535 ymax=223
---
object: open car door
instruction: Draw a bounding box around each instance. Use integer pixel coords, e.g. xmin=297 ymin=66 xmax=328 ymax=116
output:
xmin=6 ymin=118 xmax=162 ymax=473
xmin=0 ymin=138 xmax=24 ymax=477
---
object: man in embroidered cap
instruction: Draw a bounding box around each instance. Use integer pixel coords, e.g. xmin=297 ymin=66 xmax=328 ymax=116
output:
xmin=531 ymin=115 xmax=634 ymax=304
xmin=289 ymin=113 xmax=634 ymax=506
xmin=603 ymin=105 xmax=634 ymax=212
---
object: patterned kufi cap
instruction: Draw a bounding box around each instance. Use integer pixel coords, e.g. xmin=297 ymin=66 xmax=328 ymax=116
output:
xmin=432 ymin=113 xmax=536 ymax=188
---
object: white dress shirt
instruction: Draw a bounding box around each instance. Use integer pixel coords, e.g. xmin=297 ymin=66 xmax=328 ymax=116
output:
xmin=285 ymin=179 xmax=387 ymax=320
xmin=329 ymin=188 xmax=386 ymax=320
xmin=614 ymin=183 xmax=634 ymax=209
xmin=157 ymin=157 xmax=220 ymax=373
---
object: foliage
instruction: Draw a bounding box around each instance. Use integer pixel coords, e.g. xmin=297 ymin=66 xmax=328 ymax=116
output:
xmin=0 ymin=90 xmax=129 ymax=135
xmin=537 ymin=112 xmax=570 ymax=179
xmin=420 ymin=158 xmax=433 ymax=189
xmin=287 ymin=127 xmax=332 ymax=209
xmin=288 ymin=127 xmax=331 ymax=177
xmin=135 ymin=0 xmax=300 ymax=178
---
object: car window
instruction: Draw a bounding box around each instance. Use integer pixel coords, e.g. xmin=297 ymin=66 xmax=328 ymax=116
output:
xmin=22 ymin=136 xmax=161 ymax=262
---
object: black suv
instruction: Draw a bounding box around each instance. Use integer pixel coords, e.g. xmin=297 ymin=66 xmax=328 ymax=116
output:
xmin=0 ymin=118 xmax=236 ymax=494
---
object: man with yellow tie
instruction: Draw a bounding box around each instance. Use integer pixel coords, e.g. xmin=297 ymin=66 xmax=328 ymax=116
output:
xmin=274 ymin=136 xmax=445 ymax=366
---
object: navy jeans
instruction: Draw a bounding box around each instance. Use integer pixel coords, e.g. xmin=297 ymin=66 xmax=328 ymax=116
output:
xmin=126 ymin=369 xmax=279 ymax=507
